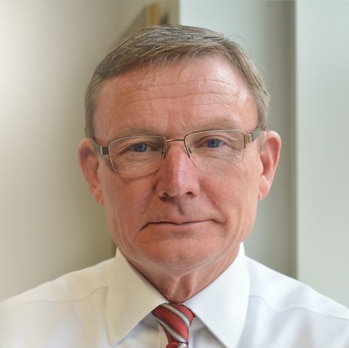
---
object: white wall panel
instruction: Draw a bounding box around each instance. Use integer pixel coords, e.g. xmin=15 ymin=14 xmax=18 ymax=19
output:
xmin=296 ymin=0 xmax=349 ymax=306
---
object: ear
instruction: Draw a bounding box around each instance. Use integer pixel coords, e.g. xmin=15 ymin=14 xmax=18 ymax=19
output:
xmin=258 ymin=131 xmax=281 ymax=201
xmin=78 ymin=139 xmax=104 ymax=205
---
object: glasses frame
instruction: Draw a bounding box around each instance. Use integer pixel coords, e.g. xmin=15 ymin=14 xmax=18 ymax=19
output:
xmin=91 ymin=127 xmax=261 ymax=172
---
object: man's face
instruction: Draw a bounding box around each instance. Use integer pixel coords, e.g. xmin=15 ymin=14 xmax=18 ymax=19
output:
xmin=80 ymin=55 xmax=280 ymax=283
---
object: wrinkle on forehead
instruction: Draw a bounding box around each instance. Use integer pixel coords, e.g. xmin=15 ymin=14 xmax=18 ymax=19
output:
xmin=94 ymin=56 xmax=257 ymax=139
xmin=109 ymin=56 xmax=252 ymax=102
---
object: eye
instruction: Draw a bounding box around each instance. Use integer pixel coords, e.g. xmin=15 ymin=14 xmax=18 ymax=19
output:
xmin=205 ymin=138 xmax=224 ymax=148
xmin=130 ymin=142 xmax=149 ymax=153
xmin=118 ymin=137 xmax=163 ymax=155
xmin=195 ymin=135 xmax=227 ymax=149
xmin=188 ymin=131 xmax=243 ymax=156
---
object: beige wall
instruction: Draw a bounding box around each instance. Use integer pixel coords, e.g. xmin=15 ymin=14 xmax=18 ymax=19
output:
xmin=0 ymin=0 xmax=178 ymax=301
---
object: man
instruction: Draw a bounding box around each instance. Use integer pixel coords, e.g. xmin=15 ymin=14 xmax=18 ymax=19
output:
xmin=1 ymin=25 xmax=348 ymax=347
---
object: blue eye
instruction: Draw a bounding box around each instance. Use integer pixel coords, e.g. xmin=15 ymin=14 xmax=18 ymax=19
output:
xmin=131 ymin=143 xmax=149 ymax=152
xmin=206 ymin=138 xmax=223 ymax=148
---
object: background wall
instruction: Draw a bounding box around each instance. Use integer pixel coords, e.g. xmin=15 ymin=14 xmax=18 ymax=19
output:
xmin=296 ymin=0 xmax=349 ymax=307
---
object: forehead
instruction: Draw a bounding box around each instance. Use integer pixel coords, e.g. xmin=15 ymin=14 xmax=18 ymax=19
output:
xmin=94 ymin=56 xmax=257 ymax=138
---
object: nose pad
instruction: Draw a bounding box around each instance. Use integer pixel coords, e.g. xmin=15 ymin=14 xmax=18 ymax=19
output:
xmin=184 ymin=144 xmax=195 ymax=166
xmin=161 ymin=146 xmax=167 ymax=159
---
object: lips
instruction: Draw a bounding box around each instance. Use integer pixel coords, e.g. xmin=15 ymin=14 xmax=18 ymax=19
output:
xmin=142 ymin=219 xmax=212 ymax=232
xmin=141 ymin=209 xmax=225 ymax=232
xmin=149 ymin=220 xmax=201 ymax=225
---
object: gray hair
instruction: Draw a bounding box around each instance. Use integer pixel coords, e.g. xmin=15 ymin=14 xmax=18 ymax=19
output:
xmin=85 ymin=24 xmax=269 ymax=138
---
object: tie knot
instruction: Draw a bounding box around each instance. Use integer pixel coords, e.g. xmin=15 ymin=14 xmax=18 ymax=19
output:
xmin=152 ymin=303 xmax=195 ymax=348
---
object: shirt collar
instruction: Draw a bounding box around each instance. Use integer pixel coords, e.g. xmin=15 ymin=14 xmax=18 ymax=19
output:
xmin=105 ymin=250 xmax=166 ymax=345
xmin=185 ymin=244 xmax=250 ymax=347
xmin=105 ymin=244 xmax=249 ymax=347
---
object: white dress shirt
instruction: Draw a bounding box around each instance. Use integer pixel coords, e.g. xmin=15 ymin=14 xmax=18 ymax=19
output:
xmin=1 ymin=245 xmax=349 ymax=347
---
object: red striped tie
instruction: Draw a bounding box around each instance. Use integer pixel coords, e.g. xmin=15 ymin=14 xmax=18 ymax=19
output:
xmin=152 ymin=303 xmax=195 ymax=348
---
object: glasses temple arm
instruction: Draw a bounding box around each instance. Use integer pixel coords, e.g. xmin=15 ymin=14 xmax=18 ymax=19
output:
xmin=91 ymin=139 xmax=109 ymax=155
xmin=243 ymin=128 xmax=262 ymax=147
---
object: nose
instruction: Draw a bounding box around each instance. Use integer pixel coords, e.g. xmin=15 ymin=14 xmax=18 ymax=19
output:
xmin=155 ymin=142 xmax=200 ymax=199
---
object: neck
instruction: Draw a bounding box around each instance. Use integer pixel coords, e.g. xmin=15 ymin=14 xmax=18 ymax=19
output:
xmin=132 ymin=247 xmax=239 ymax=303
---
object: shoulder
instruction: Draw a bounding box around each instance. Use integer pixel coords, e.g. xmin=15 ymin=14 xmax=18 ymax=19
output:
xmin=1 ymin=258 xmax=113 ymax=306
xmin=0 ymin=258 xmax=114 ymax=346
xmin=246 ymin=257 xmax=349 ymax=316
xmin=243 ymin=257 xmax=349 ymax=346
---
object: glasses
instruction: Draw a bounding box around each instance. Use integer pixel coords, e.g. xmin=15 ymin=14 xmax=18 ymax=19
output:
xmin=92 ymin=128 xmax=261 ymax=178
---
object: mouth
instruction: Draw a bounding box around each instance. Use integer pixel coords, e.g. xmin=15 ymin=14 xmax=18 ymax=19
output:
xmin=142 ymin=219 xmax=211 ymax=233
xmin=151 ymin=220 xmax=200 ymax=225
xmin=145 ymin=216 xmax=207 ymax=226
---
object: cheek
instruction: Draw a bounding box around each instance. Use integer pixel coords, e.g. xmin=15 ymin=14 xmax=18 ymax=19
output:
xmin=210 ymin=161 xmax=259 ymax=200
xmin=100 ymin=173 xmax=153 ymax=241
xmin=208 ymin=161 xmax=261 ymax=225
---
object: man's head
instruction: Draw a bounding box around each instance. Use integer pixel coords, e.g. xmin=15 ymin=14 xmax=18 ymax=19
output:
xmin=78 ymin=25 xmax=281 ymax=301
